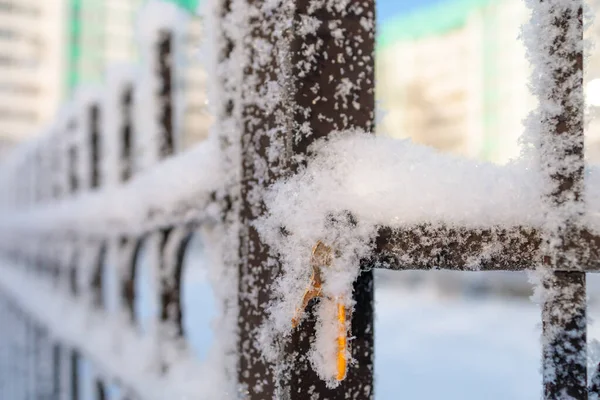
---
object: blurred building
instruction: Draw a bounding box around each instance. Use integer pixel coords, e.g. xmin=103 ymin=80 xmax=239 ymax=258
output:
xmin=66 ymin=0 xmax=210 ymax=149
xmin=0 ymin=0 xmax=65 ymax=146
xmin=0 ymin=0 xmax=208 ymax=156
xmin=377 ymin=0 xmax=600 ymax=164
xmin=66 ymin=0 xmax=143 ymax=89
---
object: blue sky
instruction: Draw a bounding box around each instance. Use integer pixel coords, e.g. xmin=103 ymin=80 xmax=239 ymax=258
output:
xmin=377 ymin=0 xmax=447 ymax=25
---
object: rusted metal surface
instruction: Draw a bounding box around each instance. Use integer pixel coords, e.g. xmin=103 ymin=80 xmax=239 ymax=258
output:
xmin=374 ymin=225 xmax=540 ymax=271
xmin=538 ymin=3 xmax=587 ymax=398
xmin=283 ymin=1 xmax=376 ymax=398
xmin=89 ymin=104 xmax=101 ymax=189
xmin=121 ymin=86 xmax=134 ymax=183
xmin=157 ymin=31 xmax=174 ymax=159
xmin=235 ymin=0 xmax=376 ymax=398
xmin=235 ymin=0 xmax=285 ymax=395
xmin=68 ymin=118 xmax=79 ymax=195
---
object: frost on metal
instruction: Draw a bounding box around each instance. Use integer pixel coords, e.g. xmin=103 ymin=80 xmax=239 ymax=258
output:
xmin=522 ymin=0 xmax=588 ymax=397
xmin=256 ymin=130 xmax=540 ymax=384
xmin=0 ymin=140 xmax=224 ymax=237
xmin=240 ymin=0 xmax=376 ymax=392
xmin=102 ymin=66 xmax=136 ymax=187
xmin=522 ymin=0 xmax=585 ymax=252
xmin=198 ymin=0 xmax=244 ymax=394
xmin=134 ymin=0 xmax=185 ymax=170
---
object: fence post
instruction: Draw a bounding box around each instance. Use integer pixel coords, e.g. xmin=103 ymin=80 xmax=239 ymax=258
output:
xmin=66 ymin=113 xmax=80 ymax=400
xmin=89 ymin=103 xmax=101 ymax=190
xmin=148 ymin=28 xmax=181 ymax=373
xmin=52 ymin=343 xmax=62 ymax=400
xmin=236 ymin=1 xmax=375 ymax=397
xmin=68 ymin=118 xmax=79 ymax=195
xmin=116 ymin=80 xmax=137 ymax=324
xmin=537 ymin=2 xmax=587 ymax=398
xmin=157 ymin=30 xmax=174 ymax=159
xmin=120 ymin=85 xmax=134 ymax=183
xmin=70 ymin=351 xmax=79 ymax=400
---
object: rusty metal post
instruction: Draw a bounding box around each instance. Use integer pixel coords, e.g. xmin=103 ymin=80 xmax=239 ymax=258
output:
xmin=95 ymin=379 xmax=106 ymax=400
xmin=157 ymin=30 xmax=174 ymax=159
xmin=159 ymin=229 xmax=190 ymax=341
xmin=52 ymin=343 xmax=62 ymax=400
xmin=89 ymin=103 xmax=101 ymax=190
xmin=112 ymin=81 xmax=137 ymax=326
xmin=70 ymin=351 xmax=79 ymax=400
xmin=153 ymin=28 xmax=178 ymax=372
xmin=66 ymin=113 xmax=80 ymax=400
xmin=68 ymin=118 xmax=79 ymax=195
xmin=538 ymin=2 xmax=587 ymax=398
xmin=236 ymin=1 xmax=375 ymax=398
xmin=120 ymin=85 xmax=134 ymax=183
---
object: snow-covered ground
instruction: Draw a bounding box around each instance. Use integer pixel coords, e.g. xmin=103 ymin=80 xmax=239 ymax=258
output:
xmin=375 ymin=287 xmax=540 ymax=400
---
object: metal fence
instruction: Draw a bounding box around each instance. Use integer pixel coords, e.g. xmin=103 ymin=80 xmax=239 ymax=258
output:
xmin=0 ymin=0 xmax=597 ymax=399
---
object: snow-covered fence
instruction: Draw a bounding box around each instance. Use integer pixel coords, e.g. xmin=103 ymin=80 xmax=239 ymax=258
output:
xmin=0 ymin=15 xmax=230 ymax=399
xmin=0 ymin=0 xmax=598 ymax=399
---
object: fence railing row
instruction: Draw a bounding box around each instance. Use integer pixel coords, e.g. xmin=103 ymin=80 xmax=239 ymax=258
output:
xmin=0 ymin=11 xmax=234 ymax=398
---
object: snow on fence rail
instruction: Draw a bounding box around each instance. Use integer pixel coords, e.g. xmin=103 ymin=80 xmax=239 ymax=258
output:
xmin=0 ymin=0 xmax=598 ymax=399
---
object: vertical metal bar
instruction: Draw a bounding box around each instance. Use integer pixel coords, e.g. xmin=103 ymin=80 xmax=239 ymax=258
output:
xmin=0 ymin=295 xmax=7 ymax=400
xmin=68 ymin=118 xmax=79 ymax=195
xmin=26 ymin=314 xmax=33 ymax=400
xmin=66 ymin=118 xmax=80 ymax=400
xmin=91 ymin=244 xmax=106 ymax=309
xmin=70 ymin=351 xmax=79 ymax=400
xmin=543 ymin=272 xmax=587 ymax=398
xmin=4 ymin=301 xmax=12 ymax=400
xmin=237 ymin=0 xmax=375 ymax=398
xmin=210 ymin=0 xmax=238 ymax=388
xmin=537 ymin=2 xmax=587 ymax=398
xmin=53 ymin=130 xmax=64 ymax=200
xmin=53 ymin=343 xmax=61 ymax=400
xmin=122 ymin=238 xmax=141 ymax=323
xmin=34 ymin=147 xmax=43 ymax=204
xmin=157 ymin=30 xmax=174 ymax=158
xmin=285 ymin=2 xmax=375 ymax=398
xmin=33 ymin=325 xmax=41 ymax=400
xmin=95 ymin=379 xmax=106 ymax=400
xmin=159 ymin=229 xmax=189 ymax=335
xmin=121 ymin=85 xmax=134 ymax=183
xmin=117 ymin=79 xmax=136 ymax=324
xmin=236 ymin=0 xmax=289 ymax=393
xmin=35 ymin=327 xmax=53 ymax=400
xmin=11 ymin=302 xmax=20 ymax=400
xmin=153 ymin=28 xmax=177 ymax=373
xmin=89 ymin=104 xmax=101 ymax=189
xmin=156 ymin=227 xmax=173 ymax=373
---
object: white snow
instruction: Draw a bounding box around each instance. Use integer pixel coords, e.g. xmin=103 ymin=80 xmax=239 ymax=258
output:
xmin=0 ymin=137 xmax=224 ymax=237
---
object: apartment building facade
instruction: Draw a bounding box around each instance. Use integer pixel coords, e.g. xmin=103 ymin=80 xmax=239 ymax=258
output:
xmin=377 ymin=0 xmax=543 ymax=164
xmin=0 ymin=0 xmax=65 ymax=146
xmin=67 ymin=0 xmax=209 ymax=149
xmin=0 ymin=0 xmax=208 ymax=155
